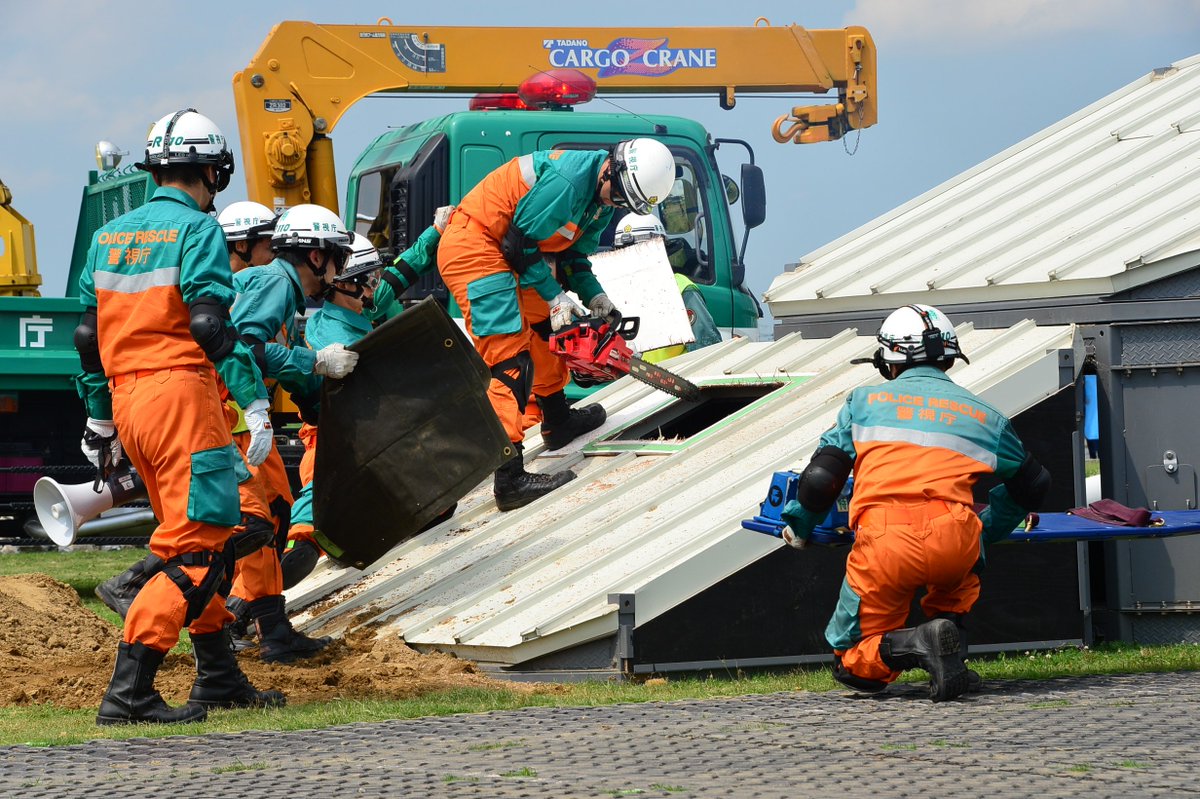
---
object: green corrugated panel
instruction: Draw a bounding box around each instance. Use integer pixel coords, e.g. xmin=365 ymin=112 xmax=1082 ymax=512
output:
xmin=65 ymin=169 xmax=155 ymax=297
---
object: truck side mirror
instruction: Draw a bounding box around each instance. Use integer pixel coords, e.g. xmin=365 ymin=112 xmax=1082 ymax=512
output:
xmin=740 ymin=164 xmax=766 ymax=230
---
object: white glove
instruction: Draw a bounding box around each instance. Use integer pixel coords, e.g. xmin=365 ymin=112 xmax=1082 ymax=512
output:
xmin=243 ymin=399 xmax=273 ymax=468
xmin=80 ymin=418 xmax=122 ymax=471
xmin=781 ymin=525 xmax=809 ymax=550
xmin=587 ymin=292 xmax=618 ymax=323
xmin=549 ymin=292 xmax=588 ymax=332
xmin=314 ymin=342 xmax=359 ymax=379
xmin=433 ymin=205 xmax=456 ymax=233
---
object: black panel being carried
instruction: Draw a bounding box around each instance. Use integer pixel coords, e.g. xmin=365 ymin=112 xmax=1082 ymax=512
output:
xmin=313 ymin=298 xmax=511 ymax=569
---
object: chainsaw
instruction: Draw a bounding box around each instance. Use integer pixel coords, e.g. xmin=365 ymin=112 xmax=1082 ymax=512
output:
xmin=548 ymin=312 xmax=702 ymax=402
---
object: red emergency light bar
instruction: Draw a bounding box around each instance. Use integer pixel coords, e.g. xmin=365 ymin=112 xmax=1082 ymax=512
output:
xmin=468 ymin=69 xmax=597 ymax=112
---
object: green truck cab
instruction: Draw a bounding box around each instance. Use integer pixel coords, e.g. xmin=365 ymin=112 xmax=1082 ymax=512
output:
xmin=343 ymin=108 xmax=765 ymax=340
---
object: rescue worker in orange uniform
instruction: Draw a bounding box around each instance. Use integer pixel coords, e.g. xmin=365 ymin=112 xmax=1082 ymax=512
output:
xmin=224 ymin=203 xmax=359 ymax=663
xmin=94 ymin=200 xmax=287 ymax=620
xmin=437 ymin=139 xmax=677 ymax=510
xmin=780 ymin=304 xmax=1051 ymax=701
xmin=75 ymin=109 xmax=283 ymax=725
xmin=281 ymin=233 xmax=385 ymax=588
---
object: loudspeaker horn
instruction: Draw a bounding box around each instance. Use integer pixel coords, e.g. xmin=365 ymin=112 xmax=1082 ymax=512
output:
xmin=33 ymin=465 xmax=150 ymax=546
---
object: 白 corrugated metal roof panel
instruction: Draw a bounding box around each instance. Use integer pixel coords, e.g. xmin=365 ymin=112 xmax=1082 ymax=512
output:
xmin=764 ymin=53 xmax=1200 ymax=319
xmin=289 ymin=322 xmax=1078 ymax=666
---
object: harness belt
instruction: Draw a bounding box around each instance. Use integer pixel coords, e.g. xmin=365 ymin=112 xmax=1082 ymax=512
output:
xmin=141 ymin=541 xmax=235 ymax=625
xmin=490 ymin=352 xmax=534 ymax=415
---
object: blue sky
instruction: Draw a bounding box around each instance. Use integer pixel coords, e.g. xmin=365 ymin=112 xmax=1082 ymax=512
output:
xmin=2 ymin=0 xmax=1199 ymax=304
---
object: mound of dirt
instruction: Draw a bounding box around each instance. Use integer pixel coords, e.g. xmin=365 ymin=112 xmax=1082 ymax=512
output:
xmin=0 ymin=574 xmax=553 ymax=710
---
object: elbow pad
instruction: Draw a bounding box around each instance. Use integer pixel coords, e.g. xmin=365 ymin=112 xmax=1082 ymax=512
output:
xmin=1005 ymin=453 xmax=1052 ymax=511
xmin=796 ymin=445 xmax=853 ymax=513
xmin=74 ymin=308 xmax=104 ymax=374
xmin=188 ymin=297 xmax=239 ymax=363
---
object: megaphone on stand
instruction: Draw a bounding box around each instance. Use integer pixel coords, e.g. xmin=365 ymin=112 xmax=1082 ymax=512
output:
xmin=32 ymin=465 xmax=154 ymax=545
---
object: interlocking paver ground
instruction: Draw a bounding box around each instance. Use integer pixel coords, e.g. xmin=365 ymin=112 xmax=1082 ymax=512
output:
xmin=1 ymin=671 xmax=1196 ymax=798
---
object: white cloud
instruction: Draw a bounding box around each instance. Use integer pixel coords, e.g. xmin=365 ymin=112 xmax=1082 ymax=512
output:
xmin=844 ymin=0 xmax=1200 ymax=50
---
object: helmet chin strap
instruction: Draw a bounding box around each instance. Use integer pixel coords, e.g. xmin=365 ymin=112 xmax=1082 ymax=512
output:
xmin=306 ymin=250 xmax=339 ymax=300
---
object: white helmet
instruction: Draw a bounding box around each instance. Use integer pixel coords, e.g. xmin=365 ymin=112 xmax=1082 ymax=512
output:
xmin=875 ymin=304 xmax=969 ymax=367
xmin=611 ymin=138 xmax=675 ymax=214
xmin=271 ymin=204 xmax=352 ymax=254
xmin=218 ymin=201 xmax=277 ymax=242
xmin=338 ymin=233 xmax=384 ymax=284
xmin=613 ymin=213 xmax=665 ymax=247
xmin=137 ymin=109 xmax=235 ymax=191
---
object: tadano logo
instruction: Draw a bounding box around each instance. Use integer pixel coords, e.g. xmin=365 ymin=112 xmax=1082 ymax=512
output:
xmin=19 ymin=316 xmax=52 ymax=349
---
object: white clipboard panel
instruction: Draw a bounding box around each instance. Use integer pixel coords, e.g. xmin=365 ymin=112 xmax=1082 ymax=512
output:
xmin=584 ymin=240 xmax=693 ymax=353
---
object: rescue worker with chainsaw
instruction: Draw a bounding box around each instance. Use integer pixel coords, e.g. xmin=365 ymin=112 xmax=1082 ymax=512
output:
xmin=611 ymin=212 xmax=721 ymax=362
xmin=780 ymin=304 xmax=1050 ymax=701
xmin=222 ymin=202 xmax=360 ymax=663
xmin=75 ymin=108 xmax=283 ymax=725
xmin=281 ymin=232 xmax=384 ymax=588
xmin=437 ymin=139 xmax=677 ymax=510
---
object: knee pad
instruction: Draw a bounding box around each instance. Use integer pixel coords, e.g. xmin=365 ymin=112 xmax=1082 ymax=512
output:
xmin=832 ymin=658 xmax=888 ymax=694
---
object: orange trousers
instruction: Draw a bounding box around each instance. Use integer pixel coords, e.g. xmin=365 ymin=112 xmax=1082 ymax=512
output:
xmin=828 ymin=500 xmax=981 ymax=683
xmin=286 ymin=422 xmax=319 ymax=548
xmin=437 ymin=219 xmax=568 ymax=444
xmin=112 ymin=367 xmax=236 ymax=652
xmin=227 ymin=418 xmax=294 ymax=603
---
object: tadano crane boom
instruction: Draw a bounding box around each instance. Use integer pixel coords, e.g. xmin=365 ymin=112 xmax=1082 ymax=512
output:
xmin=233 ymin=19 xmax=876 ymax=211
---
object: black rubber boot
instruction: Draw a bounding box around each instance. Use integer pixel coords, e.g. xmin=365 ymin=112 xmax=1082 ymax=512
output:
xmin=250 ymin=595 xmax=332 ymax=664
xmin=493 ymin=449 xmax=576 ymax=511
xmin=280 ymin=540 xmax=321 ymax=591
xmin=935 ymin=612 xmax=982 ymax=693
xmin=94 ymin=556 xmax=153 ymax=620
xmin=880 ymin=619 xmax=969 ymax=702
xmin=225 ymin=594 xmax=254 ymax=651
xmin=96 ymin=641 xmax=208 ymax=726
xmin=832 ymin=657 xmax=888 ymax=694
xmin=188 ymin=629 xmax=285 ymax=709
xmin=537 ymin=391 xmax=607 ymax=451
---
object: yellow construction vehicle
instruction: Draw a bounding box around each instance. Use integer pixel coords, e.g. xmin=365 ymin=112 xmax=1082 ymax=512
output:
xmin=233 ymin=19 xmax=876 ymax=213
xmin=0 ymin=177 xmax=43 ymax=297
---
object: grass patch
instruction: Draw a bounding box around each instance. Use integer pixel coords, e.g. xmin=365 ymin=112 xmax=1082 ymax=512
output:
xmin=1068 ymin=764 xmax=1092 ymax=773
xmin=931 ymin=739 xmax=970 ymax=748
xmin=0 ymin=548 xmax=145 ymax=600
xmin=211 ymin=760 xmax=270 ymax=774
xmin=467 ymin=738 xmax=526 ymax=752
xmin=1117 ymin=760 xmax=1150 ymax=769
xmin=500 ymin=766 xmax=537 ymax=778
xmin=650 ymin=786 xmax=688 ymax=794
xmin=881 ymin=742 xmax=918 ymax=751
xmin=1029 ymin=699 xmax=1072 ymax=709
xmin=442 ymin=774 xmax=479 ymax=784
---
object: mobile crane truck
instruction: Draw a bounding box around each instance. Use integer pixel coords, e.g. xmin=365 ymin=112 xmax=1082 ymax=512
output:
xmin=232 ymin=20 xmax=876 ymax=340
xmin=0 ymin=19 xmax=876 ymax=538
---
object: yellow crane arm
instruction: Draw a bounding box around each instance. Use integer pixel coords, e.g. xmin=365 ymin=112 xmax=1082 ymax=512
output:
xmin=0 ymin=178 xmax=42 ymax=297
xmin=233 ymin=20 xmax=876 ymax=210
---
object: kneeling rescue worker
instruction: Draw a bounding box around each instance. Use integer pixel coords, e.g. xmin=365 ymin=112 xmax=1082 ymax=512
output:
xmin=437 ymin=138 xmax=677 ymax=510
xmin=780 ymin=304 xmax=1051 ymax=701
xmin=75 ymin=108 xmax=284 ymax=725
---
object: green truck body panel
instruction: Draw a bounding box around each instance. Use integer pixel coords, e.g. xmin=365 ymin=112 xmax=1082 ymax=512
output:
xmin=344 ymin=109 xmax=760 ymax=335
